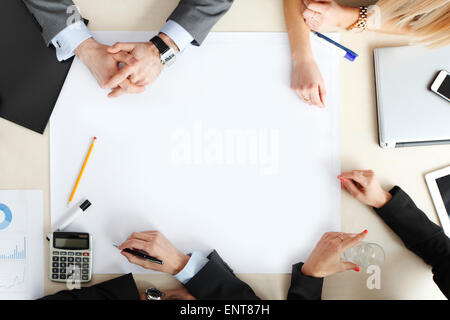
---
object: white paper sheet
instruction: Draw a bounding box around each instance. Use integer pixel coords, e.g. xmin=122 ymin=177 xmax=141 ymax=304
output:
xmin=0 ymin=190 xmax=44 ymax=299
xmin=50 ymin=32 xmax=340 ymax=274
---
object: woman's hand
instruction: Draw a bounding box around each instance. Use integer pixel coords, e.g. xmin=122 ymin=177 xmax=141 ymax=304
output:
xmin=291 ymin=58 xmax=326 ymax=108
xmin=302 ymin=230 xmax=367 ymax=278
xmin=339 ymin=170 xmax=392 ymax=208
xmin=302 ymin=0 xmax=359 ymax=32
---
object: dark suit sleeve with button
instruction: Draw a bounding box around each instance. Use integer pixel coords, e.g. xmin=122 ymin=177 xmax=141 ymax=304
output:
xmin=22 ymin=0 xmax=82 ymax=45
xmin=184 ymin=250 xmax=260 ymax=300
xmin=39 ymin=273 xmax=141 ymax=300
xmin=184 ymin=251 xmax=323 ymax=300
xmin=374 ymin=186 xmax=450 ymax=299
xmin=287 ymin=262 xmax=323 ymax=300
xmin=168 ymin=0 xmax=234 ymax=45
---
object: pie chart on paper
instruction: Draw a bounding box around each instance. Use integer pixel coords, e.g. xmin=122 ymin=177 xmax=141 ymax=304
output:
xmin=0 ymin=203 xmax=12 ymax=230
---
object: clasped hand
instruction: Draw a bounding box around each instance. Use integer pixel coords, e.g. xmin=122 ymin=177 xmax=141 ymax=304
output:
xmin=75 ymin=35 xmax=175 ymax=98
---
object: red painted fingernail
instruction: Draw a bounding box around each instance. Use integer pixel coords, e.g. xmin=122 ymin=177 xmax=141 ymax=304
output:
xmin=363 ymin=229 xmax=368 ymax=234
xmin=354 ymin=267 xmax=360 ymax=272
xmin=340 ymin=178 xmax=347 ymax=183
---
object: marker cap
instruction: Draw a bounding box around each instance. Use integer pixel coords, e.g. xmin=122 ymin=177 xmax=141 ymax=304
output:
xmin=344 ymin=51 xmax=358 ymax=62
xmin=80 ymin=200 xmax=91 ymax=211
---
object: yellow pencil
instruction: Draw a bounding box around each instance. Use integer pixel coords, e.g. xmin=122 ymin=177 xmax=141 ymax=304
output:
xmin=68 ymin=137 xmax=97 ymax=206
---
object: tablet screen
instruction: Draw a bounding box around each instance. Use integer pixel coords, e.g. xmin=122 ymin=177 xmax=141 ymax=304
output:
xmin=436 ymin=174 xmax=450 ymax=217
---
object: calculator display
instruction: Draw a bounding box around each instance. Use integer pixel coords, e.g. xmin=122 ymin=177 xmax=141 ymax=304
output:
xmin=50 ymin=232 xmax=92 ymax=283
xmin=54 ymin=237 xmax=89 ymax=249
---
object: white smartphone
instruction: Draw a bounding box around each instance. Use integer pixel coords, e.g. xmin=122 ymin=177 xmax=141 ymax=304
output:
xmin=430 ymin=70 xmax=450 ymax=102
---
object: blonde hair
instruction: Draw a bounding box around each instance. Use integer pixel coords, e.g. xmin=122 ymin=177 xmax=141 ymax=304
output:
xmin=376 ymin=0 xmax=450 ymax=47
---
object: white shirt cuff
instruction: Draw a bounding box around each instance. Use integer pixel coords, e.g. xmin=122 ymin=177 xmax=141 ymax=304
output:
xmin=51 ymin=21 xmax=92 ymax=62
xmin=160 ymin=20 xmax=194 ymax=52
xmin=174 ymin=251 xmax=209 ymax=284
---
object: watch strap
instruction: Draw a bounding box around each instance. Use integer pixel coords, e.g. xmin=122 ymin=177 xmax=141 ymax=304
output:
xmin=150 ymin=36 xmax=170 ymax=56
xmin=150 ymin=35 xmax=176 ymax=66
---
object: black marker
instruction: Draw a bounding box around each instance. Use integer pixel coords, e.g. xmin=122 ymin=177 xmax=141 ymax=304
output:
xmin=113 ymin=244 xmax=164 ymax=265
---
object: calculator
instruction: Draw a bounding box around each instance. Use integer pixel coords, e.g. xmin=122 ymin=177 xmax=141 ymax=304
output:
xmin=49 ymin=232 xmax=93 ymax=283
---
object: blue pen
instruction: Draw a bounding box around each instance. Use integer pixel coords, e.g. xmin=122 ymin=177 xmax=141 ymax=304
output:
xmin=311 ymin=32 xmax=358 ymax=62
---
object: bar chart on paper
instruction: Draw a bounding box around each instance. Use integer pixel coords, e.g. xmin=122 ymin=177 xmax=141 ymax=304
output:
xmin=0 ymin=237 xmax=27 ymax=260
xmin=0 ymin=191 xmax=43 ymax=299
xmin=0 ymin=236 xmax=27 ymax=292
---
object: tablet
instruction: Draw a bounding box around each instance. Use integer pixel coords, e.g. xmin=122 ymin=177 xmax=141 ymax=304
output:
xmin=426 ymin=166 xmax=450 ymax=236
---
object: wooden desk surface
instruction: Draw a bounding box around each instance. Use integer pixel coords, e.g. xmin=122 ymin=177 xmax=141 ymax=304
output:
xmin=1 ymin=0 xmax=448 ymax=299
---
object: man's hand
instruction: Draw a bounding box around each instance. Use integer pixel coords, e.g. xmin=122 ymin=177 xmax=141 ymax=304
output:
xmin=74 ymin=38 xmax=145 ymax=98
xmin=104 ymin=33 xmax=179 ymax=94
xmin=339 ymin=170 xmax=392 ymax=208
xmin=301 ymin=230 xmax=367 ymax=278
xmin=118 ymin=231 xmax=189 ymax=275
xmin=290 ymin=58 xmax=326 ymax=107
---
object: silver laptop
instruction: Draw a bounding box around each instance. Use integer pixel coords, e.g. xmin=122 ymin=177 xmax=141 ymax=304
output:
xmin=374 ymin=45 xmax=450 ymax=148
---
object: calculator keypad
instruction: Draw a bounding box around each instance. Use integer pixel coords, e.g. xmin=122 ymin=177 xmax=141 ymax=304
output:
xmin=50 ymin=250 xmax=91 ymax=282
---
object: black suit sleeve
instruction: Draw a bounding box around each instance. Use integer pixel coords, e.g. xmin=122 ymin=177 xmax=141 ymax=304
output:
xmin=374 ymin=186 xmax=450 ymax=299
xmin=40 ymin=273 xmax=140 ymax=300
xmin=287 ymin=262 xmax=323 ymax=300
xmin=184 ymin=251 xmax=260 ymax=300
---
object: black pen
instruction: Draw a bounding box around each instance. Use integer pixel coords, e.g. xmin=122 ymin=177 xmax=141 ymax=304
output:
xmin=113 ymin=244 xmax=164 ymax=265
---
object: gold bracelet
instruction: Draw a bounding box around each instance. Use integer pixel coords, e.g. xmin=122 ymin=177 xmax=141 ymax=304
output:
xmin=347 ymin=6 xmax=368 ymax=33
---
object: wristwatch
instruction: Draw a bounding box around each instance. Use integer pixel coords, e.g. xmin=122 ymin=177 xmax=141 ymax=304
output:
xmin=145 ymin=287 xmax=165 ymax=300
xmin=150 ymin=35 xmax=176 ymax=67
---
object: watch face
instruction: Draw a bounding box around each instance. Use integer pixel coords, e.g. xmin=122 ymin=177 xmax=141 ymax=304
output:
xmin=146 ymin=288 xmax=163 ymax=300
xmin=161 ymin=49 xmax=176 ymax=67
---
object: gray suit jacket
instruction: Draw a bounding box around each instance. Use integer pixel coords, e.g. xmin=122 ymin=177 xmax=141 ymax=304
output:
xmin=23 ymin=0 xmax=234 ymax=46
xmin=168 ymin=0 xmax=234 ymax=45
xmin=22 ymin=0 xmax=77 ymax=45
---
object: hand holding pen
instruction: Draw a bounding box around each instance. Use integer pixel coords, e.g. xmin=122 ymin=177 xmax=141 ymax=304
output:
xmin=117 ymin=231 xmax=190 ymax=275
